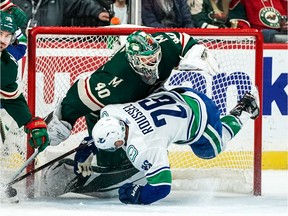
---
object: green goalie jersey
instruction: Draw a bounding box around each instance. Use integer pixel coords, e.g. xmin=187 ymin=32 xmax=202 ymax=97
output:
xmin=61 ymin=32 xmax=198 ymax=127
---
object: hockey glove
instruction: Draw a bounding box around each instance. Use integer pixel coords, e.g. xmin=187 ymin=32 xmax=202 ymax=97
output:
xmin=24 ymin=117 xmax=50 ymax=152
xmin=118 ymin=183 xmax=143 ymax=204
xmin=178 ymin=44 xmax=220 ymax=76
xmin=74 ymin=136 xmax=98 ymax=177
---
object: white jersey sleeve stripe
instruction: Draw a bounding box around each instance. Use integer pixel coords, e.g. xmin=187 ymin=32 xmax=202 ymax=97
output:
xmin=203 ymin=130 xmax=219 ymax=157
xmin=181 ymin=91 xmax=208 ymax=143
xmin=146 ymin=166 xmax=170 ymax=178
xmin=0 ymin=88 xmax=21 ymax=99
xmin=77 ymin=77 xmax=104 ymax=111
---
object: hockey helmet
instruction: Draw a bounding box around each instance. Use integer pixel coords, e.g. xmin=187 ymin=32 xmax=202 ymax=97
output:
xmin=6 ymin=6 xmax=28 ymax=28
xmin=0 ymin=11 xmax=17 ymax=34
xmin=92 ymin=116 xmax=126 ymax=152
xmin=126 ymin=30 xmax=162 ymax=85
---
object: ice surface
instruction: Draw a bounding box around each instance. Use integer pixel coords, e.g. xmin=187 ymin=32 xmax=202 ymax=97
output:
xmin=0 ymin=170 xmax=287 ymax=216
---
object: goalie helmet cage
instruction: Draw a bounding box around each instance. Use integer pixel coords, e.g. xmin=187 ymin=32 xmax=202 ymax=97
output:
xmin=24 ymin=27 xmax=262 ymax=197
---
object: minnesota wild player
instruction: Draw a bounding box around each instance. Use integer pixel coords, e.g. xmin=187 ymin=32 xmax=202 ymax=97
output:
xmin=0 ymin=12 xmax=49 ymax=151
xmin=46 ymin=30 xmax=219 ymax=169
xmin=0 ymin=11 xmax=49 ymax=200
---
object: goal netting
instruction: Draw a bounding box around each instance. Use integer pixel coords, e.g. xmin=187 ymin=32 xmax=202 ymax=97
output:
xmin=0 ymin=27 xmax=263 ymax=196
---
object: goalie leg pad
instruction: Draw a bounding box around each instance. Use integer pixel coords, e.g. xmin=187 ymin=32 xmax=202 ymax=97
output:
xmin=41 ymin=158 xmax=146 ymax=198
xmin=41 ymin=159 xmax=77 ymax=197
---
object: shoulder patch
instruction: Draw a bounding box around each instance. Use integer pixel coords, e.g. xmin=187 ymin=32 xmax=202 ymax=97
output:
xmin=127 ymin=145 xmax=138 ymax=162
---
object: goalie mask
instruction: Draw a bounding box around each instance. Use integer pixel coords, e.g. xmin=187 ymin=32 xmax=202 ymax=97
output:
xmin=92 ymin=116 xmax=126 ymax=152
xmin=126 ymin=30 xmax=162 ymax=85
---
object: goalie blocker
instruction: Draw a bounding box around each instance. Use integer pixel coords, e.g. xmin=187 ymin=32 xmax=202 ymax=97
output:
xmin=44 ymin=101 xmax=72 ymax=146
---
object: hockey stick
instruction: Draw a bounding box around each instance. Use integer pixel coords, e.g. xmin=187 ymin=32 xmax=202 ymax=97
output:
xmin=5 ymin=110 xmax=59 ymax=187
xmin=6 ymin=142 xmax=89 ymax=187
xmin=0 ymin=148 xmax=40 ymax=199
xmin=96 ymin=176 xmax=146 ymax=193
xmin=0 ymin=116 xmax=6 ymax=143
xmin=8 ymin=148 xmax=40 ymax=184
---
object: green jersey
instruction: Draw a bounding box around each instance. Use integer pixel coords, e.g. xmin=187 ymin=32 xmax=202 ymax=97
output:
xmin=0 ymin=49 xmax=32 ymax=127
xmin=61 ymin=32 xmax=198 ymax=126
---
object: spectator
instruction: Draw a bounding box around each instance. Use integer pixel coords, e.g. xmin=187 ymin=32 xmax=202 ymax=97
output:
xmin=189 ymin=0 xmax=250 ymax=28
xmin=113 ymin=0 xmax=128 ymax=24
xmin=142 ymin=0 xmax=195 ymax=28
xmin=11 ymin=0 xmax=111 ymax=31
xmin=65 ymin=0 xmax=116 ymax=27
xmin=240 ymin=0 xmax=288 ymax=43
xmin=0 ymin=0 xmax=28 ymax=60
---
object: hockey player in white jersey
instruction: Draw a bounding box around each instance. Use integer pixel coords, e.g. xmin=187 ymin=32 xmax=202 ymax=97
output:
xmin=42 ymin=86 xmax=259 ymax=204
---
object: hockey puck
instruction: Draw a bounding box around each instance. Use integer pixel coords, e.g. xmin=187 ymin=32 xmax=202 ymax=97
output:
xmin=5 ymin=186 xmax=17 ymax=198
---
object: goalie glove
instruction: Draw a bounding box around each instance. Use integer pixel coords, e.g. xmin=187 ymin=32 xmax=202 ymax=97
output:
xmin=74 ymin=136 xmax=98 ymax=177
xmin=24 ymin=117 xmax=50 ymax=152
xmin=178 ymin=44 xmax=220 ymax=76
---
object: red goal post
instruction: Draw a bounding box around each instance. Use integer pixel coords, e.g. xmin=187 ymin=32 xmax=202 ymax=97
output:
xmin=25 ymin=27 xmax=263 ymax=196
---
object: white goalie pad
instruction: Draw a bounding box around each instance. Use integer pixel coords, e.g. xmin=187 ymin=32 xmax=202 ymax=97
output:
xmin=178 ymin=44 xmax=220 ymax=76
xmin=46 ymin=114 xmax=72 ymax=146
xmin=45 ymin=98 xmax=72 ymax=146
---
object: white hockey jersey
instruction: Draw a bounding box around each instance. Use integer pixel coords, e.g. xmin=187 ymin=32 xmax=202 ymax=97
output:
xmin=100 ymin=89 xmax=208 ymax=186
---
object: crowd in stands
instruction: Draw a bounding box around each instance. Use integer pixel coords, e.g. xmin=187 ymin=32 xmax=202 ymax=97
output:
xmin=1 ymin=0 xmax=287 ymax=55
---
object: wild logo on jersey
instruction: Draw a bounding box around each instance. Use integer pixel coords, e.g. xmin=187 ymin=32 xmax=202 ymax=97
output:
xmin=260 ymin=7 xmax=281 ymax=28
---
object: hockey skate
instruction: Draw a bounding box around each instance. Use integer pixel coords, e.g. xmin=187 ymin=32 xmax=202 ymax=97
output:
xmin=230 ymin=93 xmax=260 ymax=120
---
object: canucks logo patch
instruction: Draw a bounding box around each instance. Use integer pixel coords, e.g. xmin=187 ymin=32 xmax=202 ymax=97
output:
xmin=127 ymin=145 xmax=138 ymax=162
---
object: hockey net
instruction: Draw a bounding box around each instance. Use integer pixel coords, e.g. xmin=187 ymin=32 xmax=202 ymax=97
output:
xmin=0 ymin=27 xmax=263 ymax=196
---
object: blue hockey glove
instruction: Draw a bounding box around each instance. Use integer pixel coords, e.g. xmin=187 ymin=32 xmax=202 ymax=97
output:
xmin=74 ymin=136 xmax=98 ymax=177
xmin=118 ymin=183 xmax=143 ymax=204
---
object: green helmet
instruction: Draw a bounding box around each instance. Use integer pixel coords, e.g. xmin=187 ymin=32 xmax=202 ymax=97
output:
xmin=126 ymin=31 xmax=162 ymax=85
xmin=6 ymin=6 xmax=28 ymax=28
xmin=0 ymin=11 xmax=17 ymax=34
